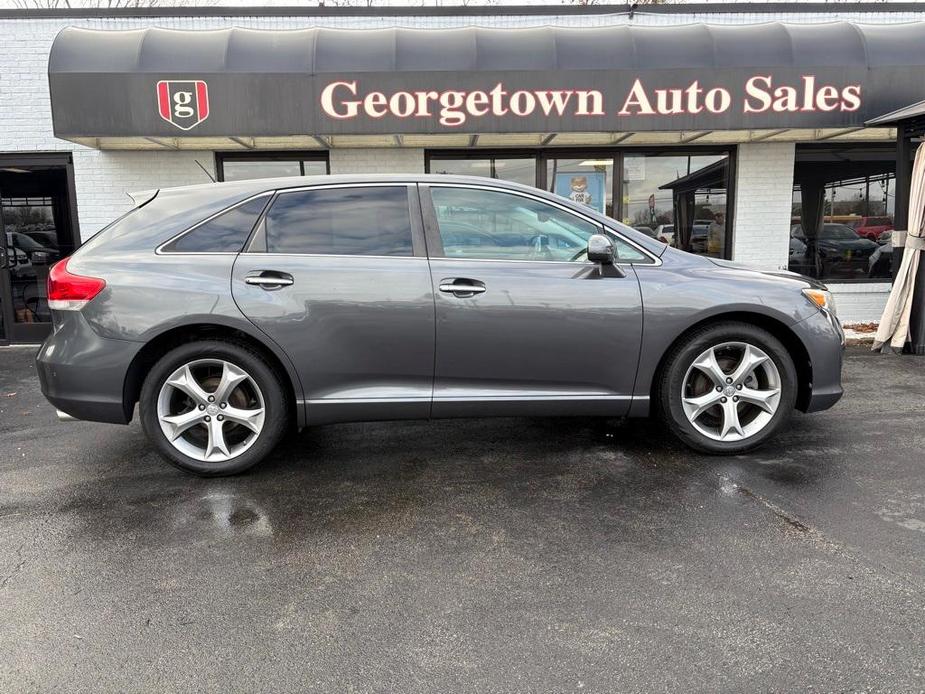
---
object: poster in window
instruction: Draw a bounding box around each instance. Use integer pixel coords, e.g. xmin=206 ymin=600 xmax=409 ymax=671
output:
xmin=623 ymin=156 xmax=646 ymax=181
xmin=554 ymin=171 xmax=606 ymax=215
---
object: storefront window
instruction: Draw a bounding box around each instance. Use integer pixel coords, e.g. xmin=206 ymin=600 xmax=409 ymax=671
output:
xmin=622 ymin=153 xmax=729 ymax=255
xmin=217 ymin=154 xmax=329 ymax=182
xmin=790 ymin=145 xmax=896 ymax=281
xmin=545 ymin=157 xmax=614 ymax=218
xmin=426 ymin=149 xmax=731 ymax=257
xmin=428 ymin=156 xmax=537 ymax=187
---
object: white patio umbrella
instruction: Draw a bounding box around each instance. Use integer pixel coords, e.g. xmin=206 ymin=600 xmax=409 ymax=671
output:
xmin=873 ymin=142 xmax=925 ymax=350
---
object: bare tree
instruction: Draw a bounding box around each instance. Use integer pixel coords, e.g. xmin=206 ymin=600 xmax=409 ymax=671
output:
xmin=12 ymin=0 xmax=217 ymax=8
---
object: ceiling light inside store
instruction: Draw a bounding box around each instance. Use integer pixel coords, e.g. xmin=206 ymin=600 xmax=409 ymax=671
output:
xmin=578 ymin=160 xmax=613 ymax=167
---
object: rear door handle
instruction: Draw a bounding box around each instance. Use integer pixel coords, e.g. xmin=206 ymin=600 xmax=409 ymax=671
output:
xmin=438 ymin=278 xmax=486 ymax=297
xmin=244 ymin=271 xmax=294 ymax=290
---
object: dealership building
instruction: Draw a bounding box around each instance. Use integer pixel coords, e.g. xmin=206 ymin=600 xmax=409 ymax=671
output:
xmin=2 ymin=2 xmax=925 ymax=343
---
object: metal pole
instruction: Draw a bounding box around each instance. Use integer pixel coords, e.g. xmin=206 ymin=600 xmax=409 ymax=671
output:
xmin=893 ymin=122 xmax=910 ymax=278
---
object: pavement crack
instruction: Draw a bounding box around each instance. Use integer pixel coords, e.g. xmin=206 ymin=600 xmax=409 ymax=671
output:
xmin=718 ymin=474 xmax=823 ymax=540
xmin=0 ymin=542 xmax=27 ymax=590
xmin=735 ymin=484 xmax=812 ymax=533
xmin=0 ymin=509 xmax=54 ymax=591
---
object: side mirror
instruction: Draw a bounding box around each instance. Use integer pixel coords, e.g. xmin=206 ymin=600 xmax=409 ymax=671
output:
xmin=587 ymin=234 xmax=615 ymax=265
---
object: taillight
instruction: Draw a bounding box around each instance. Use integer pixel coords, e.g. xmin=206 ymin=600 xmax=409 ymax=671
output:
xmin=47 ymin=257 xmax=106 ymax=311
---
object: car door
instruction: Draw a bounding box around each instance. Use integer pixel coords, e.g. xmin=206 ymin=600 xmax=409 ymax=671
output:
xmin=420 ymin=183 xmax=648 ymax=418
xmin=232 ymin=183 xmax=435 ymax=425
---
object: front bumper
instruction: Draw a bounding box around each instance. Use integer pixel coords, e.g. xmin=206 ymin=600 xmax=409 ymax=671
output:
xmin=791 ymin=308 xmax=844 ymax=413
xmin=36 ymin=311 xmax=142 ymax=424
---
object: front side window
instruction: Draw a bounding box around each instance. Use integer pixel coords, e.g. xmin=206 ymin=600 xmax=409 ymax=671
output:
xmin=429 ymin=186 xmax=648 ymax=264
xmin=265 ymin=186 xmax=413 ymax=256
xmin=163 ymin=195 xmax=270 ymax=253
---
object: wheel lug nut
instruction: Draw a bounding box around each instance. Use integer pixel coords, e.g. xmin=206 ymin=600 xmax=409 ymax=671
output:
xmin=725 ymin=377 xmax=733 ymax=384
xmin=721 ymin=397 xmax=727 ymax=403
xmin=736 ymin=384 xmax=742 ymax=390
xmin=204 ymin=415 xmax=211 ymax=422
xmin=198 ymin=404 xmax=205 ymax=411
xmin=217 ymin=415 xmax=224 ymax=421
xmin=733 ymin=396 xmax=739 ymax=402
xmin=220 ymin=402 xmax=227 ymax=409
xmin=208 ymin=395 xmax=215 ymax=402
xmin=715 ymin=386 xmax=722 ymax=392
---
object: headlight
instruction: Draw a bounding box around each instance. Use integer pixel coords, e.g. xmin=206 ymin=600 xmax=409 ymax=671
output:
xmin=802 ymin=287 xmax=837 ymax=316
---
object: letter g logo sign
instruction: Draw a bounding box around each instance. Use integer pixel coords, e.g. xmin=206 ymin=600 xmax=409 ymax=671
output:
xmin=157 ymin=80 xmax=210 ymax=131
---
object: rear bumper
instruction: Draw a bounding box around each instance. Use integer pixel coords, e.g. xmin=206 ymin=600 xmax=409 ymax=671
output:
xmin=36 ymin=311 xmax=141 ymax=424
xmin=792 ymin=309 xmax=844 ymax=413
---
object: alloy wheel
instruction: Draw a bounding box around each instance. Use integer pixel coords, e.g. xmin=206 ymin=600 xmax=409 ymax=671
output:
xmin=680 ymin=342 xmax=782 ymax=443
xmin=156 ymin=358 xmax=266 ymax=463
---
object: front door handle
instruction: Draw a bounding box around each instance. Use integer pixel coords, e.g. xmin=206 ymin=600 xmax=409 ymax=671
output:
xmin=438 ymin=278 xmax=486 ymax=297
xmin=244 ymin=271 xmax=294 ymax=290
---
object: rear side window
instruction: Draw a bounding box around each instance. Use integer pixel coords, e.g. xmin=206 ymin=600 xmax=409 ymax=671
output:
xmin=163 ymin=195 xmax=270 ymax=253
xmin=265 ymin=186 xmax=413 ymax=256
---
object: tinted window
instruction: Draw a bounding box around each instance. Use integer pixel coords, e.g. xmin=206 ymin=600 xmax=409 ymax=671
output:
xmin=265 ymin=186 xmax=413 ymax=256
xmin=165 ymin=195 xmax=269 ymax=253
xmin=430 ymin=187 xmax=602 ymax=262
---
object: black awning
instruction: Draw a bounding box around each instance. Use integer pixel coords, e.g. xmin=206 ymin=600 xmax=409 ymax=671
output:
xmin=866 ymin=98 xmax=925 ymax=126
xmin=659 ymin=159 xmax=728 ymax=193
xmin=48 ymin=22 xmax=925 ymax=139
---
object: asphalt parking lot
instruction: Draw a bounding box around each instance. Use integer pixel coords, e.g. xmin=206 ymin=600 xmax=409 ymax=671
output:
xmin=1 ymin=345 xmax=924 ymax=692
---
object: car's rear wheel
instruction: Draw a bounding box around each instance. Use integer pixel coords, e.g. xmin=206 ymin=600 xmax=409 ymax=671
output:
xmin=657 ymin=322 xmax=797 ymax=454
xmin=139 ymin=340 xmax=288 ymax=476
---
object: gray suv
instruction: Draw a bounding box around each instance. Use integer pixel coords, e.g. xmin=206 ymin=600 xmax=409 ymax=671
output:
xmin=37 ymin=175 xmax=844 ymax=476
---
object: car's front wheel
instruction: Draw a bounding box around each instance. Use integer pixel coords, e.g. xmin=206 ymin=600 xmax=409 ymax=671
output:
xmin=657 ymin=322 xmax=798 ymax=454
xmin=139 ymin=340 xmax=288 ymax=476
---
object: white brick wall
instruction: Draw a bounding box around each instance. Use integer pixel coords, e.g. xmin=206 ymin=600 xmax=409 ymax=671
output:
xmin=71 ymin=150 xmax=215 ymax=235
xmin=830 ymin=282 xmax=891 ymax=324
xmin=731 ymin=142 xmax=795 ymax=272
xmin=329 ymin=148 xmax=425 ymax=175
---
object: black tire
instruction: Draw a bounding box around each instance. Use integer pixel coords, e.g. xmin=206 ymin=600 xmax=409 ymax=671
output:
xmin=656 ymin=321 xmax=798 ymax=455
xmin=139 ymin=339 xmax=289 ymax=476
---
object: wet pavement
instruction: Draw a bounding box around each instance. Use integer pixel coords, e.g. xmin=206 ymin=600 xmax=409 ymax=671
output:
xmin=1 ymin=345 xmax=924 ymax=692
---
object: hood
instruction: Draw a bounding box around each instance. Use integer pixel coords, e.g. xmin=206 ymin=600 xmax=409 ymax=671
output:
xmin=707 ymin=257 xmax=826 ymax=289
xmin=817 ymin=237 xmax=878 ymax=250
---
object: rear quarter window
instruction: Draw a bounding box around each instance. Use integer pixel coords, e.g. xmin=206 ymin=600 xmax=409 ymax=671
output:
xmin=161 ymin=195 xmax=270 ymax=253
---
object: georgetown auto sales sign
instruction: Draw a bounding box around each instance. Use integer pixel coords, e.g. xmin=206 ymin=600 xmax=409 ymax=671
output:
xmin=139 ymin=74 xmax=866 ymax=136
xmin=46 ymin=24 xmax=925 ymax=140
xmin=318 ymin=76 xmax=863 ymax=129
xmin=49 ymin=66 xmax=917 ymax=139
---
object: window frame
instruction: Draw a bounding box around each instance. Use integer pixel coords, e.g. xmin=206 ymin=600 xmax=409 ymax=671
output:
xmin=156 ymin=192 xmax=273 ymax=255
xmin=247 ymin=182 xmax=427 ymax=259
xmin=215 ymin=150 xmax=330 ymax=182
xmin=419 ymin=182 xmax=660 ymax=266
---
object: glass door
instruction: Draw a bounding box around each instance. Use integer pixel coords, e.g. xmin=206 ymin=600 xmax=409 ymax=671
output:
xmin=0 ymin=159 xmax=78 ymax=343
